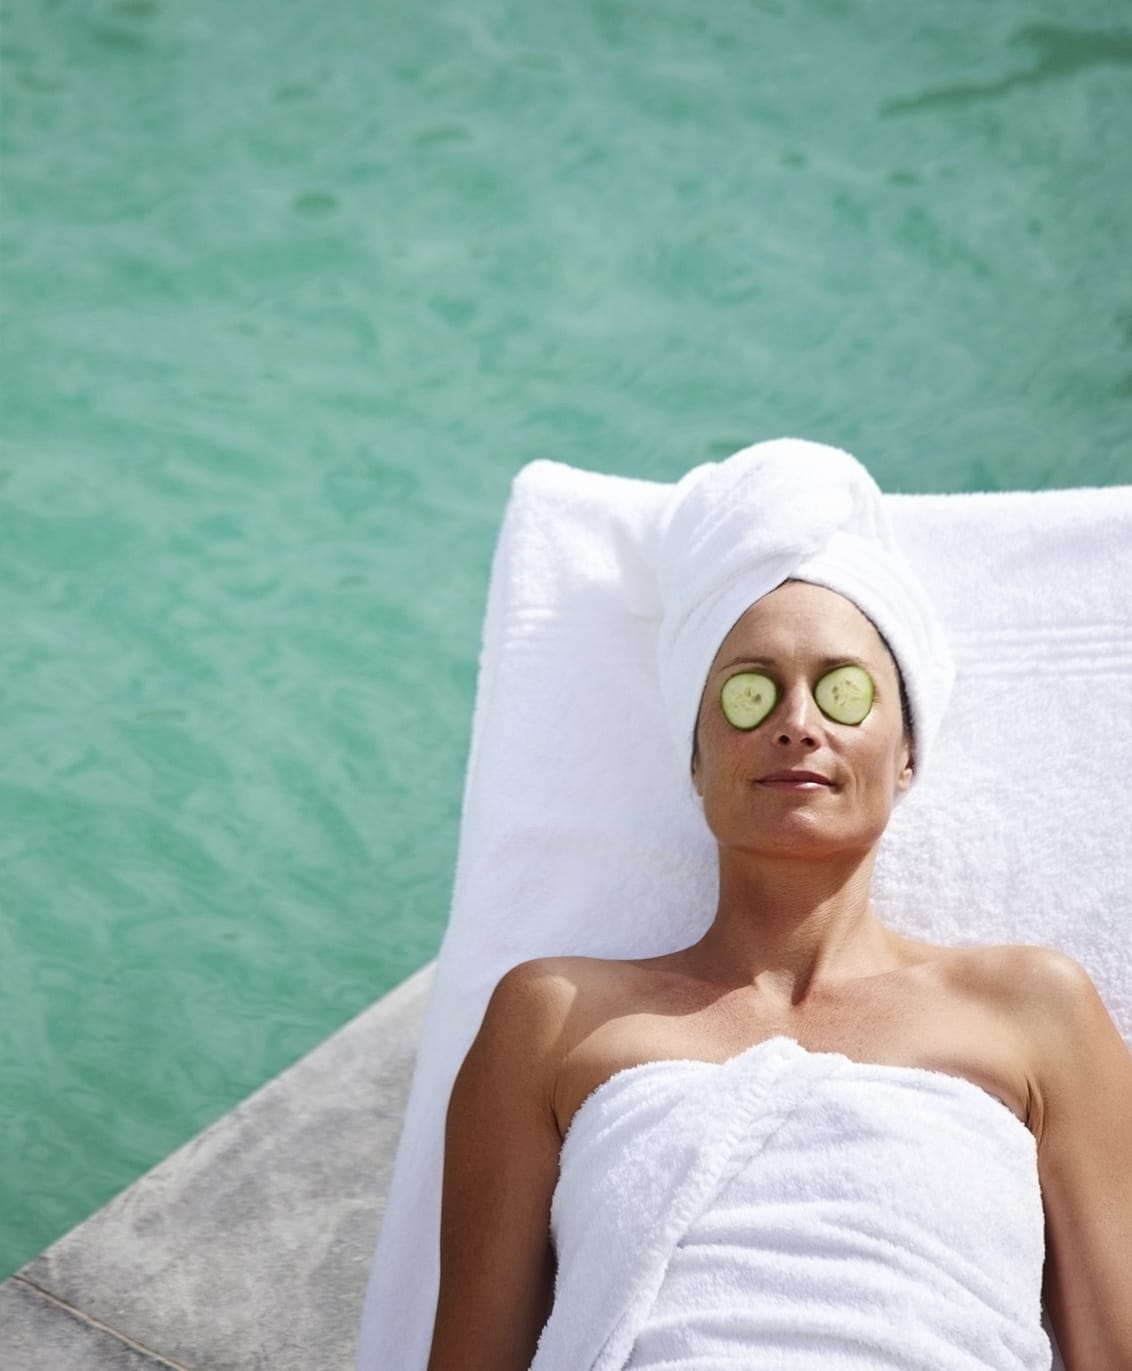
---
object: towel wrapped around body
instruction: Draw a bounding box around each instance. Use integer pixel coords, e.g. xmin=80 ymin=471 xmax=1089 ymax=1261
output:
xmin=537 ymin=1038 xmax=1050 ymax=1371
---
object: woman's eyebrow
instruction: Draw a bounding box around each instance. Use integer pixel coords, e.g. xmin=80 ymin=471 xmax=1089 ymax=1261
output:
xmin=716 ymin=655 xmax=774 ymax=672
xmin=716 ymin=653 xmax=871 ymax=674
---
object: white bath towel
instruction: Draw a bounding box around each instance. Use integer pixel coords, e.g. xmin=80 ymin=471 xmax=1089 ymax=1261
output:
xmin=539 ymin=1038 xmax=1048 ymax=1370
xmin=356 ymin=458 xmax=1132 ymax=1371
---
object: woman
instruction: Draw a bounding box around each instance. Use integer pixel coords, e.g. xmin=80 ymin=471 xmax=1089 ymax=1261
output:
xmin=426 ymin=445 xmax=1132 ymax=1371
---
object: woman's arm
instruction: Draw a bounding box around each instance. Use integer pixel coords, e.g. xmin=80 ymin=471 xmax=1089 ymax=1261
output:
xmin=1026 ymin=950 xmax=1132 ymax=1370
xmin=427 ymin=960 xmax=571 ymax=1371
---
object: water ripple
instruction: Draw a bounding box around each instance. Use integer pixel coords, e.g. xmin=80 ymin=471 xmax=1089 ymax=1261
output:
xmin=883 ymin=24 xmax=1132 ymax=115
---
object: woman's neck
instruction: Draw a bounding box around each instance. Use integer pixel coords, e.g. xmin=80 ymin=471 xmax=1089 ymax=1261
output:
xmin=687 ymin=847 xmax=902 ymax=1003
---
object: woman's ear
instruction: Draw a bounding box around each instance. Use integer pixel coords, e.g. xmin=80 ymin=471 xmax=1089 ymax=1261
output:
xmin=896 ymin=741 xmax=914 ymax=793
xmin=690 ymin=732 xmax=704 ymax=796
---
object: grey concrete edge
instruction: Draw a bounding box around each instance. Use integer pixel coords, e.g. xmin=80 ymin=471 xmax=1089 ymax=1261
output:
xmin=1 ymin=960 xmax=436 ymax=1371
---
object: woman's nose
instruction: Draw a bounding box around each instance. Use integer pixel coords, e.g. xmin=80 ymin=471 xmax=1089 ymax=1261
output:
xmin=774 ymin=684 xmax=820 ymax=748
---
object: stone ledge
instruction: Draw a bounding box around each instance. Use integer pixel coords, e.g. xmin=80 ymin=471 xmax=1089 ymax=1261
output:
xmin=0 ymin=963 xmax=434 ymax=1371
xmin=0 ymin=1278 xmax=183 ymax=1370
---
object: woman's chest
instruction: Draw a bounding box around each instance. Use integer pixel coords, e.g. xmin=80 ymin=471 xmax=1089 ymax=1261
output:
xmin=555 ymin=971 xmax=1032 ymax=1138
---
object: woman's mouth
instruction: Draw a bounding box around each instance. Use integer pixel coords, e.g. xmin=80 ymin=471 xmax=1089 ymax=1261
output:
xmin=757 ymin=770 xmax=834 ymax=790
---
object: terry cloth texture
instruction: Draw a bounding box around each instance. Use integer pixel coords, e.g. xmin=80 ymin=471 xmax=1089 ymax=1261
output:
xmin=538 ymin=1038 xmax=1048 ymax=1371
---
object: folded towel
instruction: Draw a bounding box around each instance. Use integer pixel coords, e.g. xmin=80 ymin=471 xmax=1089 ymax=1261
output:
xmin=539 ymin=1038 xmax=1048 ymax=1370
xmin=356 ymin=459 xmax=1132 ymax=1371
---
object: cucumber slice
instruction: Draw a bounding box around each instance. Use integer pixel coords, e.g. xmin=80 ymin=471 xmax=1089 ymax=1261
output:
xmin=814 ymin=665 xmax=874 ymax=725
xmin=720 ymin=672 xmax=778 ymax=730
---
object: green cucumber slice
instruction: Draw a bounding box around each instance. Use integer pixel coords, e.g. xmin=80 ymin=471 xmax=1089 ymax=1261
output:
xmin=720 ymin=672 xmax=778 ymax=730
xmin=814 ymin=665 xmax=874 ymax=725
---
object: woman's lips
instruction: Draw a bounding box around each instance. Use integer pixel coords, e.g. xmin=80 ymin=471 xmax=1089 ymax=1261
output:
xmin=758 ymin=770 xmax=834 ymax=789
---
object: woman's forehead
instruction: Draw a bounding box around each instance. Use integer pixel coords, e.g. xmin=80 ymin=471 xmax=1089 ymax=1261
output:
xmin=713 ymin=581 xmax=889 ymax=665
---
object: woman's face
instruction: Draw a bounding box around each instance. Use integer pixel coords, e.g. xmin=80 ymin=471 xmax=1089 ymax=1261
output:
xmin=691 ymin=580 xmax=914 ymax=859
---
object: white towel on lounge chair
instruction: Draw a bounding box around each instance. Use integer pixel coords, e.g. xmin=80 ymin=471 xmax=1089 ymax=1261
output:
xmin=356 ymin=455 xmax=1132 ymax=1371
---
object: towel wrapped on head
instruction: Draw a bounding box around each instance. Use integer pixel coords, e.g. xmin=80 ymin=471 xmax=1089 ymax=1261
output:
xmin=656 ymin=438 xmax=956 ymax=776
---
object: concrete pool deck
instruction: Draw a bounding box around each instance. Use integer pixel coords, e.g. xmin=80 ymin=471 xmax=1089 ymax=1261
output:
xmin=0 ymin=962 xmax=433 ymax=1370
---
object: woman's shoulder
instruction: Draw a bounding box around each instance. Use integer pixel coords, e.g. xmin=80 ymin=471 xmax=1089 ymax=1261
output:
xmin=489 ymin=952 xmax=657 ymax=1027
xmin=925 ymin=940 xmax=1100 ymax=1010
xmin=919 ymin=941 xmax=1120 ymax=1082
xmin=888 ymin=936 xmax=1112 ymax=1041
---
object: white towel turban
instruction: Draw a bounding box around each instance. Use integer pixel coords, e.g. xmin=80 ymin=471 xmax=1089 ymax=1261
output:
xmin=656 ymin=438 xmax=956 ymax=779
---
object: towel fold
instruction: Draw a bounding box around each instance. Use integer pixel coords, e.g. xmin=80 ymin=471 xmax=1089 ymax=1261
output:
xmin=538 ymin=1039 xmax=1049 ymax=1371
xmin=356 ymin=459 xmax=1132 ymax=1371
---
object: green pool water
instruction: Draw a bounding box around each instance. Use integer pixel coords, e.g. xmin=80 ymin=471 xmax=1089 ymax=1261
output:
xmin=1 ymin=0 xmax=1130 ymax=1278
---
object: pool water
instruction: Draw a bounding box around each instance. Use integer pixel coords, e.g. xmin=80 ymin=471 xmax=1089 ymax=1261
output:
xmin=1 ymin=0 xmax=1130 ymax=1277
